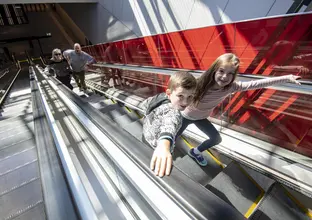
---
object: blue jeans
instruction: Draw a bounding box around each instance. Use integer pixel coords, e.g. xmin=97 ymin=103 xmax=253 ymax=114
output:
xmin=176 ymin=117 xmax=222 ymax=152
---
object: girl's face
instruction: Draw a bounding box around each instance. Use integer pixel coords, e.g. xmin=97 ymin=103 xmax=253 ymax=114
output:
xmin=214 ymin=63 xmax=236 ymax=88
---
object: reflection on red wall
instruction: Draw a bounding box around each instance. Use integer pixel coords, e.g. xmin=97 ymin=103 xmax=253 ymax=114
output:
xmin=84 ymin=13 xmax=312 ymax=158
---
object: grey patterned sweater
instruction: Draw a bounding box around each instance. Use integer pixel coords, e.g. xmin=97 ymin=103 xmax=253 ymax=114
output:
xmin=140 ymin=93 xmax=182 ymax=152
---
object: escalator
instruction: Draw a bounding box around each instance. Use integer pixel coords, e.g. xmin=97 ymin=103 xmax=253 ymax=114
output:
xmin=34 ymin=65 xmax=246 ymax=219
xmin=33 ymin=63 xmax=311 ymax=219
xmin=62 ymin=67 xmax=312 ymax=220
xmin=0 ymin=66 xmax=77 ymax=220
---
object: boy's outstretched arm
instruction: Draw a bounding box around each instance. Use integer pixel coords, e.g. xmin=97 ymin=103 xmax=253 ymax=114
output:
xmin=150 ymin=139 xmax=172 ymax=177
xmin=149 ymin=108 xmax=181 ymax=177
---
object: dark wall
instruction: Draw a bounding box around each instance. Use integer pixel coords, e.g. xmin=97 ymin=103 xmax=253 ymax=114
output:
xmin=0 ymin=11 xmax=71 ymax=59
xmin=60 ymin=3 xmax=138 ymax=44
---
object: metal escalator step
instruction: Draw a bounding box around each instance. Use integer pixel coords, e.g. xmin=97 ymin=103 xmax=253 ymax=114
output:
xmin=12 ymin=202 xmax=46 ymax=220
xmin=90 ymin=98 xmax=114 ymax=109
xmin=122 ymin=118 xmax=144 ymax=141
xmin=207 ymin=162 xmax=264 ymax=216
xmin=113 ymin=113 xmax=139 ymax=127
xmin=181 ymin=137 xmax=232 ymax=166
xmin=0 ymin=161 xmax=39 ymax=196
xmin=0 ymin=131 xmax=34 ymax=151
xmin=2 ymin=100 xmax=32 ymax=112
xmin=0 ymin=123 xmax=34 ymax=138
xmin=4 ymin=94 xmax=31 ymax=105
xmin=86 ymin=94 xmax=105 ymax=103
xmin=90 ymin=100 xmax=110 ymax=110
xmin=99 ymin=103 xmax=139 ymax=123
xmin=0 ymin=148 xmax=38 ymax=175
xmin=240 ymin=164 xmax=275 ymax=192
xmin=176 ymin=137 xmax=224 ymax=168
xmin=0 ymin=107 xmax=33 ymax=119
xmin=250 ymin=183 xmax=310 ymax=220
xmin=283 ymin=186 xmax=312 ymax=217
xmin=2 ymin=98 xmax=31 ymax=109
xmin=174 ymin=155 xmax=221 ymax=186
xmin=0 ymin=116 xmax=33 ymax=133
xmin=0 ymin=139 xmax=35 ymax=161
xmin=174 ymin=137 xmax=223 ymax=186
xmin=0 ymin=179 xmax=44 ymax=220
xmin=98 ymin=103 xmax=122 ymax=114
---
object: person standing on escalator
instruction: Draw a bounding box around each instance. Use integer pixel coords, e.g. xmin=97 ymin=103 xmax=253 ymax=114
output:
xmin=63 ymin=43 xmax=96 ymax=92
xmin=141 ymin=71 xmax=197 ymax=177
xmin=44 ymin=48 xmax=73 ymax=90
xmin=176 ymin=53 xmax=303 ymax=167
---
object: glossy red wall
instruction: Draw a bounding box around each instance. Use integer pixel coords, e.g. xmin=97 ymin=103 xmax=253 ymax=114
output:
xmin=84 ymin=13 xmax=312 ymax=158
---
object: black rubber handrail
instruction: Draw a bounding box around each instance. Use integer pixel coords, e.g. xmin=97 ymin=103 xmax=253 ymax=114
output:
xmin=0 ymin=62 xmax=22 ymax=108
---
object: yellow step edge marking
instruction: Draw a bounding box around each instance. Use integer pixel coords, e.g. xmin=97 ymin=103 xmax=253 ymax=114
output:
xmin=283 ymin=186 xmax=312 ymax=219
xmin=244 ymin=191 xmax=265 ymax=218
xmin=235 ymin=162 xmax=265 ymax=217
xmin=181 ymin=136 xmax=224 ymax=169
xmin=111 ymin=99 xmax=116 ymax=104
xmin=134 ymin=110 xmax=143 ymax=119
xmin=236 ymin=163 xmax=264 ymax=192
xmin=124 ymin=106 xmax=131 ymax=113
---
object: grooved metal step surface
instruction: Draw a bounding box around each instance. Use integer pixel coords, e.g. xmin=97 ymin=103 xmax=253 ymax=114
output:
xmin=0 ymin=70 xmax=45 ymax=220
xmin=207 ymin=162 xmax=264 ymax=216
xmin=250 ymin=183 xmax=311 ymax=220
xmin=175 ymin=155 xmax=221 ymax=186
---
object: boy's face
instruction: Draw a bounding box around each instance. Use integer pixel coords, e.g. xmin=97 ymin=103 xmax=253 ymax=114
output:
xmin=166 ymin=86 xmax=194 ymax=111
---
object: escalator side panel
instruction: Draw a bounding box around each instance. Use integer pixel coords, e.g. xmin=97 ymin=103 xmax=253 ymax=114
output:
xmin=31 ymin=72 xmax=78 ymax=220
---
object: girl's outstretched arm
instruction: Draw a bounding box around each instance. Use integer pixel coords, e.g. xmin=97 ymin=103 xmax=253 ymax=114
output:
xmin=233 ymin=74 xmax=302 ymax=92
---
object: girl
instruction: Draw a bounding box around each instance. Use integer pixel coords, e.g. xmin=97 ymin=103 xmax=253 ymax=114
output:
xmin=44 ymin=48 xmax=73 ymax=90
xmin=177 ymin=53 xmax=301 ymax=166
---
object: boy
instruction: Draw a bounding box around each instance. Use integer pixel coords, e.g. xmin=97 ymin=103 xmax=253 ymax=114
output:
xmin=140 ymin=71 xmax=197 ymax=177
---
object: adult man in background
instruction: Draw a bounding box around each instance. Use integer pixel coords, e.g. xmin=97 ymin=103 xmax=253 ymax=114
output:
xmin=63 ymin=43 xmax=96 ymax=91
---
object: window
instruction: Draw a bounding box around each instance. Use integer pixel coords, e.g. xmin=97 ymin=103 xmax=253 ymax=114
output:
xmin=0 ymin=4 xmax=28 ymax=26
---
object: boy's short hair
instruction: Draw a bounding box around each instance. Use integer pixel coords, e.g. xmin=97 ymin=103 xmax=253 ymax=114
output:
xmin=167 ymin=71 xmax=197 ymax=91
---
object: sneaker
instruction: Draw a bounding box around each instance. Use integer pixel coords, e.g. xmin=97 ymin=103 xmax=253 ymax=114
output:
xmin=188 ymin=149 xmax=208 ymax=166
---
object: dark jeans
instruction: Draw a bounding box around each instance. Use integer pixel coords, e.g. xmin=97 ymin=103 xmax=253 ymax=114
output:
xmin=56 ymin=75 xmax=73 ymax=90
xmin=73 ymin=70 xmax=86 ymax=90
xmin=176 ymin=117 xmax=222 ymax=152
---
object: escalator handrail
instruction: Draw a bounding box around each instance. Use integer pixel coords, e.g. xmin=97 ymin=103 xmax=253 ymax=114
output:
xmin=35 ymin=66 xmax=246 ymax=220
xmin=0 ymin=67 xmax=10 ymax=80
xmin=0 ymin=62 xmax=22 ymax=107
xmin=30 ymin=66 xmax=99 ymax=220
xmin=92 ymin=63 xmax=312 ymax=95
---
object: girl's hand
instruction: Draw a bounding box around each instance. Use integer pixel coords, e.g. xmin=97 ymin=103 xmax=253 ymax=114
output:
xmin=298 ymin=66 xmax=309 ymax=75
xmin=289 ymin=75 xmax=301 ymax=85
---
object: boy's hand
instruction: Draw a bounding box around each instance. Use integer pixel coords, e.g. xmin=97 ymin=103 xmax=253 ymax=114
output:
xmin=150 ymin=139 xmax=172 ymax=177
xmin=289 ymin=75 xmax=302 ymax=85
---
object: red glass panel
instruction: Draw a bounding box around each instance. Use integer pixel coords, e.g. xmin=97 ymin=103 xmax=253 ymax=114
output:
xmin=83 ymin=13 xmax=312 ymax=158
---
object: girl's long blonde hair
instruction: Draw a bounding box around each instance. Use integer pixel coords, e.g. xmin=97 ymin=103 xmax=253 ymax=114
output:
xmin=193 ymin=53 xmax=240 ymax=105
